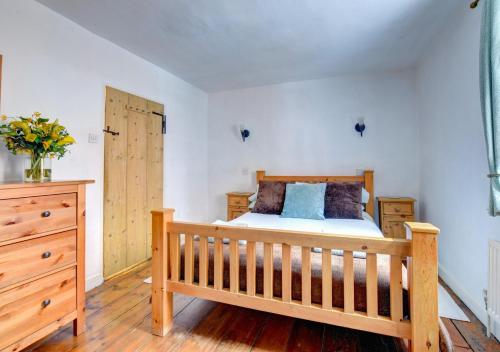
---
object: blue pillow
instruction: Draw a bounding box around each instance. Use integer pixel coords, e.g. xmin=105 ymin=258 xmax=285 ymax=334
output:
xmin=281 ymin=183 xmax=327 ymax=220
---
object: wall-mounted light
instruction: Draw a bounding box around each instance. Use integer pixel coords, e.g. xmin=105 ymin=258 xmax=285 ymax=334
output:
xmin=354 ymin=117 xmax=366 ymax=137
xmin=240 ymin=124 xmax=250 ymax=142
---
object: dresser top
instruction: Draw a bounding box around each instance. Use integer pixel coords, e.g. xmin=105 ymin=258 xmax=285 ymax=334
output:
xmin=0 ymin=180 xmax=95 ymax=190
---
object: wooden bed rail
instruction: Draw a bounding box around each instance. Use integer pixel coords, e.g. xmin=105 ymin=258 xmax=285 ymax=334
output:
xmin=151 ymin=209 xmax=439 ymax=352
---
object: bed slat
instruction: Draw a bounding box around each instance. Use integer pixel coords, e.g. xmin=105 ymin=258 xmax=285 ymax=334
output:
xmin=282 ymin=244 xmax=292 ymax=303
xmin=366 ymin=253 xmax=378 ymax=318
xmin=199 ymin=236 xmax=208 ymax=287
xmin=247 ymin=241 xmax=256 ymax=296
xmin=343 ymin=250 xmax=354 ymax=313
xmin=264 ymin=243 xmax=273 ymax=299
xmin=214 ymin=238 xmax=224 ymax=290
xmin=184 ymin=234 xmax=194 ymax=284
xmin=169 ymin=232 xmax=180 ymax=282
xmin=302 ymin=247 xmax=312 ymax=306
xmin=230 ymin=240 xmax=239 ymax=293
xmin=322 ymin=248 xmax=332 ymax=309
xmin=390 ymin=255 xmax=403 ymax=322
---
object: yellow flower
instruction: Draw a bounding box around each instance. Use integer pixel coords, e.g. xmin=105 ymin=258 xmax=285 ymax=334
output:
xmin=0 ymin=115 xmax=7 ymax=121
xmin=33 ymin=112 xmax=41 ymax=117
xmin=57 ymin=135 xmax=76 ymax=146
xmin=11 ymin=121 xmax=30 ymax=136
xmin=25 ymin=133 xmax=37 ymax=142
xmin=42 ymin=140 xmax=52 ymax=150
xmin=50 ymin=125 xmax=64 ymax=139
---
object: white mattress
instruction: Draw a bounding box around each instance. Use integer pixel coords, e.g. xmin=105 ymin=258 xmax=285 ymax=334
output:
xmin=216 ymin=211 xmax=383 ymax=239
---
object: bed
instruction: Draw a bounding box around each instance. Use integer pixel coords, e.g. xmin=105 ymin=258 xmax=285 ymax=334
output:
xmin=151 ymin=170 xmax=440 ymax=352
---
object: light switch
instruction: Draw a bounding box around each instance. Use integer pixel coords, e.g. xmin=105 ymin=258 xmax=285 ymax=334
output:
xmin=88 ymin=133 xmax=99 ymax=144
xmin=242 ymin=167 xmax=249 ymax=175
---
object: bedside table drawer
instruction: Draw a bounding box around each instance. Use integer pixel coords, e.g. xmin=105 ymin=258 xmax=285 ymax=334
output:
xmin=0 ymin=193 xmax=77 ymax=243
xmin=0 ymin=230 xmax=77 ymax=289
xmin=229 ymin=208 xmax=247 ymax=220
xmin=384 ymin=214 xmax=414 ymax=222
xmin=383 ymin=202 xmax=413 ymax=215
xmin=228 ymin=197 xmax=248 ymax=207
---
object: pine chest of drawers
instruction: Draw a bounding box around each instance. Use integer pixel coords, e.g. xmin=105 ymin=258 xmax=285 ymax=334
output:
xmin=0 ymin=181 xmax=93 ymax=352
xmin=377 ymin=197 xmax=416 ymax=239
xmin=226 ymin=192 xmax=254 ymax=221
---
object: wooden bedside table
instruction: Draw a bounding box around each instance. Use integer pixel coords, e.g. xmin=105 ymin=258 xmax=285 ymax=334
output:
xmin=377 ymin=197 xmax=416 ymax=239
xmin=226 ymin=192 xmax=254 ymax=221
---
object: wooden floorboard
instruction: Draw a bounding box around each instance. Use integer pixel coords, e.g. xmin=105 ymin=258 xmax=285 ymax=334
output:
xmin=439 ymin=279 xmax=499 ymax=352
xmin=28 ymin=262 xmax=500 ymax=352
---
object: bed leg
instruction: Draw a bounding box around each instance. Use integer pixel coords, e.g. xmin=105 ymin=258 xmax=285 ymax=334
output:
xmin=405 ymin=222 xmax=440 ymax=352
xmin=151 ymin=208 xmax=175 ymax=336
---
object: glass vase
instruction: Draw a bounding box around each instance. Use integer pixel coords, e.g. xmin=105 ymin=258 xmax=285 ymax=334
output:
xmin=24 ymin=155 xmax=52 ymax=182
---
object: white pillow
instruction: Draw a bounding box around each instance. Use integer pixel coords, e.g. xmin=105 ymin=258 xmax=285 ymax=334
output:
xmin=249 ymin=192 xmax=257 ymax=202
xmin=362 ymin=187 xmax=370 ymax=204
xmin=248 ymin=185 xmax=259 ymax=202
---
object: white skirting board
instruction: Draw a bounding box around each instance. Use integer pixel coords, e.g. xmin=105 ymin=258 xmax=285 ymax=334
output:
xmin=86 ymin=274 xmax=104 ymax=292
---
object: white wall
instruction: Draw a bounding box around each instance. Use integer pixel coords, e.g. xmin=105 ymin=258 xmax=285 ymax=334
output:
xmin=207 ymin=72 xmax=420 ymax=220
xmin=0 ymin=0 xmax=209 ymax=290
xmin=416 ymin=5 xmax=500 ymax=330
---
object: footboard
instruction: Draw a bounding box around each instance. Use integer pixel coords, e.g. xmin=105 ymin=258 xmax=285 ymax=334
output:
xmin=151 ymin=209 xmax=439 ymax=352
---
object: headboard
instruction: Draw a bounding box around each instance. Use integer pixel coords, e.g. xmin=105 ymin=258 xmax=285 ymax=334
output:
xmin=256 ymin=170 xmax=375 ymax=218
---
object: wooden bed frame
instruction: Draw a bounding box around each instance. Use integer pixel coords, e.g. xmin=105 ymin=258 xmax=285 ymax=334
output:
xmin=151 ymin=170 xmax=440 ymax=351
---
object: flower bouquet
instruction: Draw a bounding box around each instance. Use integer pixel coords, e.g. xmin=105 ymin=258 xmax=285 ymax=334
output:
xmin=0 ymin=112 xmax=75 ymax=182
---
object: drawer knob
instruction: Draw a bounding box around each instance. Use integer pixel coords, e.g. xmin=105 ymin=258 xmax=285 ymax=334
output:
xmin=41 ymin=299 xmax=51 ymax=308
xmin=41 ymin=251 xmax=52 ymax=259
xmin=394 ymin=208 xmax=400 ymax=213
xmin=41 ymin=211 xmax=51 ymax=218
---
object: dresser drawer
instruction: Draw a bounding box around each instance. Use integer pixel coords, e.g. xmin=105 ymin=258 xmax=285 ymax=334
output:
xmin=382 ymin=202 xmax=413 ymax=215
xmin=228 ymin=196 xmax=249 ymax=207
xmin=0 ymin=193 xmax=77 ymax=243
xmin=0 ymin=230 xmax=76 ymax=289
xmin=0 ymin=267 xmax=76 ymax=350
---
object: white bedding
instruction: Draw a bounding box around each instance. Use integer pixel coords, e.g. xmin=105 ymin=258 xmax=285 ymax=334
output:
xmin=214 ymin=211 xmax=383 ymax=239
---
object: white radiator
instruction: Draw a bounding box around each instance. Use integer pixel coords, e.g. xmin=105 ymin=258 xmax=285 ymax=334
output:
xmin=488 ymin=240 xmax=500 ymax=338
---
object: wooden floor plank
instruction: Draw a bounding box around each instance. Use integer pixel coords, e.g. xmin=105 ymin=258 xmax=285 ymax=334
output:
xmin=138 ymin=297 xmax=218 ymax=351
xmin=442 ymin=317 xmax=470 ymax=349
xmin=70 ymin=293 xmax=193 ymax=351
xmin=215 ymin=308 xmax=269 ymax=352
xmin=285 ymin=319 xmax=325 ymax=352
xmin=357 ymin=330 xmax=401 ymax=352
xmin=322 ymin=325 xmax=360 ymax=352
xmin=175 ymin=303 xmax=242 ymax=351
xmin=440 ymin=279 xmax=499 ymax=352
xmin=251 ymin=314 xmax=295 ymax=352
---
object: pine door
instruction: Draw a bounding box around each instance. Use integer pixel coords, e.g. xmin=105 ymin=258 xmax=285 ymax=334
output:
xmin=103 ymin=86 xmax=164 ymax=278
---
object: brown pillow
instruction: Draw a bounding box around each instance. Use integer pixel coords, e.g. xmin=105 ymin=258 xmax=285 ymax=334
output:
xmin=324 ymin=182 xmax=363 ymax=219
xmin=252 ymin=181 xmax=287 ymax=214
